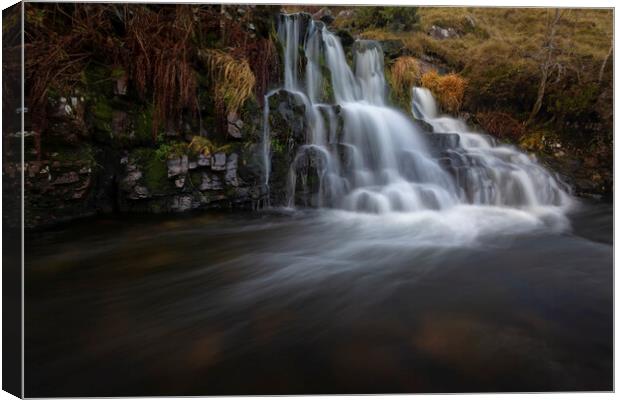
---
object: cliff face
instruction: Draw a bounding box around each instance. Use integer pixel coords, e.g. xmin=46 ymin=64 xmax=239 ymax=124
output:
xmin=6 ymin=4 xmax=282 ymax=228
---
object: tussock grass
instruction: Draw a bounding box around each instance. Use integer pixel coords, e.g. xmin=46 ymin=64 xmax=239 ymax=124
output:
xmin=389 ymin=56 xmax=421 ymax=105
xmin=420 ymin=70 xmax=467 ymax=114
xmin=188 ymin=136 xmax=214 ymax=156
xmin=200 ymin=49 xmax=256 ymax=117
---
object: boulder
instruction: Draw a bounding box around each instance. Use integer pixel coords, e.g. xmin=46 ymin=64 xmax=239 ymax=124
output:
xmin=428 ymin=25 xmax=459 ymax=40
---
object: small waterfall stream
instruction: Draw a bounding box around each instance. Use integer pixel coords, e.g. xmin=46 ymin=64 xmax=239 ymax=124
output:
xmin=412 ymin=87 xmax=572 ymax=208
xmin=263 ymin=13 xmax=572 ymax=220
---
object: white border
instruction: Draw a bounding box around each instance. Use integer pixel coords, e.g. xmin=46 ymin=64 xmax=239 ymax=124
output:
xmin=0 ymin=1 xmax=616 ymax=400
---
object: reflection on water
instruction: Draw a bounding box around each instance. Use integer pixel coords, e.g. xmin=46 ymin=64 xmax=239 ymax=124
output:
xmin=25 ymin=202 xmax=612 ymax=396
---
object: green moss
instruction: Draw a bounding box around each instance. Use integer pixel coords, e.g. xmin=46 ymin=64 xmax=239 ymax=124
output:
xmin=134 ymin=103 xmax=155 ymax=142
xmin=50 ymin=144 xmax=97 ymax=166
xmin=130 ymin=148 xmax=171 ymax=194
xmin=271 ymin=137 xmax=286 ymax=154
xmin=110 ymin=66 xmax=126 ymax=79
xmin=91 ymin=96 xmax=114 ymax=136
xmin=154 ymin=141 xmax=188 ymax=161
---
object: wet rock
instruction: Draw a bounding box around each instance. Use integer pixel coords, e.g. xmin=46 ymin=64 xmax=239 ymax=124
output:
xmin=336 ymin=29 xmax=354 ymax=48
xmin=171 ymin=195 xmax=193 ymax=212
xmin=313 ymin=8 xmax=334 ymax=24
xmin=211 ymin=152 xmax=227 ymax=171
xmin=175 ymin=175 xmax=186 ymax=188
xmin=227 ymin=112 xmax=244 ymax=138
xmin=133 ymin=185 xmax=149 ymax=199
xmin=124 ymin=169 xmax=142 ymax=185
xmin=225 ymin=153 xmax=239 ymax=187
xmin=426 ymin=133 xmax=461 ymax=156
xmin=197 ymin=153 xmax=210 ymax=167
xmin=167 ymin=155 xmax=188 ymax=177
xmin=200 ymin=173 xmax=223 ymax=191
xmin=267 ymin=89 xmax=307 ymax=141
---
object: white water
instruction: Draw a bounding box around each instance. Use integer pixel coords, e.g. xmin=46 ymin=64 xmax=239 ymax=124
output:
xmin=412 ymin=87 xmax=572 ymax=209
xmin=262 ymin=13 xmax=573 ymax=234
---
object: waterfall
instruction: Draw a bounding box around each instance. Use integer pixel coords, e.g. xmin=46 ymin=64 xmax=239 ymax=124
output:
xmin=411 ymin=87 xmax=572 ymax=208
xmin=263 ymin=13 xmax=572 ymax=218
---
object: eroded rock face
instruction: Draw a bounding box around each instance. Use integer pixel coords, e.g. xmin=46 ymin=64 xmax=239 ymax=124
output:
xmin=17 ymin=156 xmax=100 ymax=228
xmin=225 ymin=153 xmax=239 ymax=187
xmin=200 ymin=173 xmax=223 ymax=191
xmin=227 ymin=112 xmax=244 ymax=139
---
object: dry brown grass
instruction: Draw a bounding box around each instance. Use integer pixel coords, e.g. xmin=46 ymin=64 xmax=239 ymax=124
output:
xmin=420 ymin=70 xmax=467 ymax=114
xmin=124 ymin=5 xmax=198 ymax=138
xmin=200 ymin=49 xmax=256 ymax=117
xmin=389 ymin=56 xmax=421 ymax=104
xmin=476 ymin=111 xmax=525 ymax=140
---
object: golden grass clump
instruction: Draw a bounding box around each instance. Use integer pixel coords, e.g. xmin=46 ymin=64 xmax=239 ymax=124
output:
xmin=201 ymin=49 xmax=256 ymax=117
xmin=188 ymin=136 xmax=215 ymax=156
xmin=389 ymin=56 xmax=421 ymax=104
xmin=420 ymin=70 xmax=467 ymax=114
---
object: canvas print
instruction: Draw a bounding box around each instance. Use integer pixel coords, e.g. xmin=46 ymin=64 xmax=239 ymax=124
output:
xmin=2 ymin=2 xmax=614 ymax=397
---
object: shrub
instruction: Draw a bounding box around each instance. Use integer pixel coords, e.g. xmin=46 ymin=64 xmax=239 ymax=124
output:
xmin=475 ymin=111 xmax=525 ymax=140
xmin=420 ymin=70 xmax=467 ymax=114
xmin=188 ymin=136 xmax=215 ymax=156
xmin=389 ymin=57 xmax=421 ymax=107
xmin=356 ymin=7 xmax=420 ymax=31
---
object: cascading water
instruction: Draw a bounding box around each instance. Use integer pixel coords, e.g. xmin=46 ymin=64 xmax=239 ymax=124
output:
xmin=263 ymin=13 xmax=572 ymax=224
xmin=411 ymin=87 xmax=572 ymax=208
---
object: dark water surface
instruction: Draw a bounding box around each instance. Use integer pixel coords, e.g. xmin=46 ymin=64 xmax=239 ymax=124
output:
xmin=25 ymin=201 xmax=613 ymax=396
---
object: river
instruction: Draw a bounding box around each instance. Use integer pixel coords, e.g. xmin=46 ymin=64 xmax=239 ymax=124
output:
xmin=25 ymin=200 xmax=612 ymax=396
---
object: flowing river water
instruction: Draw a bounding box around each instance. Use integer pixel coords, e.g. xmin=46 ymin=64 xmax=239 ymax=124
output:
xmin=24 ymin=12 xmax=612 ymax=396
xmin=25 ymin=201 xmax=611 ymax=396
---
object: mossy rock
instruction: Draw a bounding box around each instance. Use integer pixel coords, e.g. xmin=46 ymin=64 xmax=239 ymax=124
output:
xmin=129 ymin=148 xmax=173 ymax=195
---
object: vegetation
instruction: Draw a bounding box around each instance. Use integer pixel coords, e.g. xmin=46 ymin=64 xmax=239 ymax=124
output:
xmin=200 ymin=49 xmax=256 ymax=118
xmin=420 ymin=70 xmax=467 ymax=114
xmin=7 ymin=4 xmax=612 ymax=201
xmin=335 ymin=6 xmax=612 ymax=180
xmin=389 ymin=56 xmax=421 ymax=108
xmin=18 ymin=3 xmax=280 ymax=160
xmin=355 ymin=7 xmax=420 ymax=31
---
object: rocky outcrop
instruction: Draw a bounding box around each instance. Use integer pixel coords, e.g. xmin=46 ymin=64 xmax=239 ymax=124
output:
xmin=118 ymin=146 xmax=261 ymax=214
xmin=17 ymin=156 xmax=97 ymax=227
xmin=428 ymin=25 xmax=459 ymax=40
